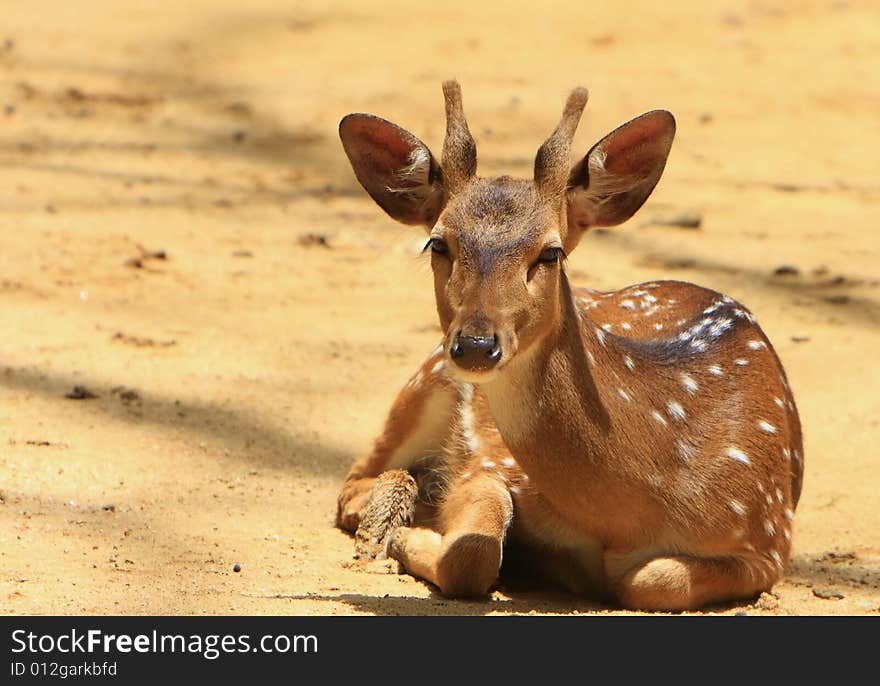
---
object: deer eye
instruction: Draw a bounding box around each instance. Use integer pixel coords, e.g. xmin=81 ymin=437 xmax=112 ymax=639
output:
xmin=537 ymin=246 xmax=565 ymax=264
xmin=423 ymin=237 xmax=449 ymax=256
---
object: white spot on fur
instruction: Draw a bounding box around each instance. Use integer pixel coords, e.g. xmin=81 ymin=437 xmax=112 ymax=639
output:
xmin=690 ymin=338 xmax=708 ymax=352
xmin=481 ymin=459 xmax=496 ymax=469
xmin=709 ymin=318 xmax=733 ymax=337
xmin=764 ymin=520 xmax=776 ymax=537
xmin=730 ymin=500 xmax=748 ymax=516
xmin=774 ymin=397 xmax=784 ymax=408
xmin=621 ymin=322 xmax=632 ymax=331
xmin=617 ymin=388 xmax=631 ymax=402
xmin=769 ymin=549 xmax=783 ymax=567
xmin=624 ymin=355 xmax=635 ymax=371
xmin=748 ymin=340 xmax=766 ymax=350
xmin=734 ymin=358 xmax=749 ymax=366
xmin=708 ymin=364 xmax=723 ymax=377
xmin=758 ymin=419 xmax=777 ymax=434
xmin=502 ymin=457 xmax=516 ymax=468
xmin=595 ymin=328 xmax=606 ymax=347
xmin=666 ymin=401 xmax=686 ymax=421
xmin=695 ymin=318 xmax=713 ymax=334
xmin=620 ymin=299 xmax=635 ymax=310
xmin=784 ymin=508 xmax=794 ymax=521
xmin=726 ymin=447 xmax=750 ymax=465
xmin=775 ymin=488 xmax=784 ymax=504
xmin=653 ymin=322 xmax=664 ymax=331
xmin=680 ymin=373 xmax=698 ymax=395
xmin=650 ymin=410 xmax=668 ymax=426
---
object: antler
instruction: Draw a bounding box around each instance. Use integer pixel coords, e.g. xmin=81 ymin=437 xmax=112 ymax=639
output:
xmin=441 ymin=80 xmax=477 ymax=193
xmin=534 ymin=87 xmax=589 ymax=199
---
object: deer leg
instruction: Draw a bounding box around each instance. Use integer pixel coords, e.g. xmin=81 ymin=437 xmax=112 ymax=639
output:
xmin=388 ymin=476 xmax=514 ymax=597
xmin=336 ymin=349 xmax=457 ymax=532
xmin=613 ymin=554 xmax=771 ymax=611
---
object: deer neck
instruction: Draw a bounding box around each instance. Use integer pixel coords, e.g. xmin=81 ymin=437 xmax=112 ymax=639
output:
xmin=479 ymin=275 xmax=622 ymax=520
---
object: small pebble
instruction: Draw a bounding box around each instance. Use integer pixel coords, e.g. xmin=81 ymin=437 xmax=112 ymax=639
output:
xmin=298 ymin=232 xmax=330 ymax=248
xmin=812 ymin=588 xmax=844 ymax=600
xmin=65 ymin=385 xmax=97 ymax=400
xmin=773 ymin=265 xmax=800 ymax=277
xmin=755 ymin=592 xmax=779 ymax=611
xmin=647 ymin=210 xmax=702 ymax=229
xmin=233 ymin=564 xmax=241 ymax=573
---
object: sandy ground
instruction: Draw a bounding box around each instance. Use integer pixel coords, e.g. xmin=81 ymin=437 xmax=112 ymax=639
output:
xmin=0 ymin=0 xmax=878 ymax=616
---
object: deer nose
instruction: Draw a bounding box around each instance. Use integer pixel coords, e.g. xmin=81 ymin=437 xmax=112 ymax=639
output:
xmin=450 ymin=333 xmax=502 ymax=371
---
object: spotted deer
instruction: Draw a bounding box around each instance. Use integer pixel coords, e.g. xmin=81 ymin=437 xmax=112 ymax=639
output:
xmin=336 ymin=81 xmax=804 ymax=611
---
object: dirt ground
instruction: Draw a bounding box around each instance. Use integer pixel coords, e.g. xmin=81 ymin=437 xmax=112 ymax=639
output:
xmin=1 ymin=0 xmax=878 ymax=616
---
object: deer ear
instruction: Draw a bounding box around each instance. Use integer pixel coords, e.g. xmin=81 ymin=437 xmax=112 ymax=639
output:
xmin=339 ymin=113 xmax=446 ymax=228
xmin=566 ymin=110 xmax=675 ymax=231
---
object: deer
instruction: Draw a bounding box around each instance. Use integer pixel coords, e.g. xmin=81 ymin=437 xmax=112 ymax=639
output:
xmin=335 ymin=81 xmax=804 ymax=611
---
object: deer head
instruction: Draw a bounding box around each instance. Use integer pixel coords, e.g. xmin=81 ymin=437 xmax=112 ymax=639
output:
xmin=339 ymin=81 xmax=675 ymax=382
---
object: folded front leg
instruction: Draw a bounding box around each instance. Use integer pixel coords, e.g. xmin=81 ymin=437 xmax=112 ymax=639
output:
xmin=336 ymin=346 xmax=458 ymax=532
xmin=388 ymin=475 xmax=514 ymax=597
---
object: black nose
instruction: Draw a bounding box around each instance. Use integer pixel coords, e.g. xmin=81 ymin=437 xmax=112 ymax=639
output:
xmin=450 ymin=333 xmax=502 ymax=372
